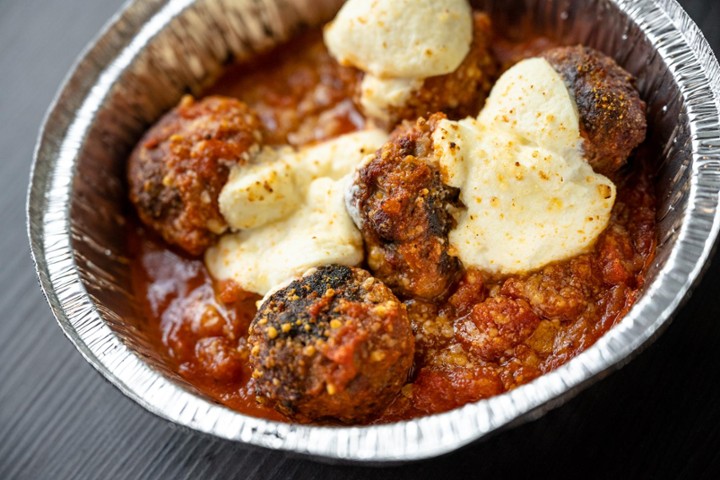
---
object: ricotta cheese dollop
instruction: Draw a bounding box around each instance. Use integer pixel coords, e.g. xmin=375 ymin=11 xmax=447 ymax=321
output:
xmin=206 ymin=129 xmax=388 ymax=295
xmin=434 ymin=57 xmax=616 ymax=274
xmin=324 ymin=0 xmax=473 ymax=123
xmin=323 ymin=0 xmax=472 ymax=78
xmin=358 ymin=76 xmax=424 ymax=126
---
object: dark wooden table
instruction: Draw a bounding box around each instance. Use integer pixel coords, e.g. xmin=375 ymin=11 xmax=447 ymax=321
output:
xmin=2 ymin=1 xmax=720 ymax=478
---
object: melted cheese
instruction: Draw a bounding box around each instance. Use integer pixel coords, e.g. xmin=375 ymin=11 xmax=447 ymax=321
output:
xmin=218 ymin=129 xmax=386 ymax=230
xmin=323 ymin=0 xmax=472 ymax=79
xmin=218 ymin=146 xmax=299 ymax=230
xmin=207 ymin=129 xmax=388 ymax=295
xmin=433 ymin=58 xmax=616 ymax=274
xmin=324 ymin=0 xmax=473 ymax=125
xmin=359 ymin=75 xmax=423 ymax=125
xmin=207 ymin=177 xmax=364 ymax=295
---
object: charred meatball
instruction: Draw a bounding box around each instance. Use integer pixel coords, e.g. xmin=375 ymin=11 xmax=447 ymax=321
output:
xmin=248 ymin=265 xmax=414 ymax=423
xmin=348 ymin=113 xmax=462 ymax=300
xmin=542 ymin=46 xmax=647 ymax=177
xmin=361 ymin=13 xmax=497 ymax=128
xmin=128 ymin=95 xmax=263 ymax=255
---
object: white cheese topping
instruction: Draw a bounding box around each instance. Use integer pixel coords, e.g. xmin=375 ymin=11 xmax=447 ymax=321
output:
xmin=207 ymin=129 xmax=388 ymax=295
xmin=207 ymin=177 xmax=364 ymax=296
xmin=323 ymin=0 xmax=472 ymax=79
xmin=359 ymin=75 xmax=424 ymax=125
xmin=218 ymin=129 xmax=387 ymax=231
xmin=434 ymin=58 xmax=616 ymax=274
xmin=218 ymin=146 xmax=299 ymax=230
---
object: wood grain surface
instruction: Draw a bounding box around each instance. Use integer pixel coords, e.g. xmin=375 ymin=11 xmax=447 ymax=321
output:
xmin=2 ymin=0 xmax=720 ymax=478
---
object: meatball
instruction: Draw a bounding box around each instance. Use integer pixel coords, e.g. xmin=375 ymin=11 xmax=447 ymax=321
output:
xmin=128 ymin=95 xmax=263 ymax=255
xmin=348 ymin=113 xmax=462 ymax=300
xmin=500 ymin=255 xmax=602 ymax=322
xmin=195 ymin=337 xmax=247 ymax=383
xmin=455 ymin=297 xmax=541 ymax=362
xmin=360 ymin=12 xmax=498 ymax=128
xmin=248 ymin=265 xmax=414 ymax=423
xmin=542 ymin=46 xmax=647 ymax=177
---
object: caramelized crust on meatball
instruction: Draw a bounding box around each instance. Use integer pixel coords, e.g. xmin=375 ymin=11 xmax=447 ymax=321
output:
xmin=128 ymin=95 xmax=263 ymax=255
xmin=542 ymin=46 xmax=647 ymax=177
xmin=348 ymin=113 xmax=462 ymax=300
xmin=248 ymin=265 xmax=414 ymax=423
xmin=364 ymin=12 xmax=498 ymax=128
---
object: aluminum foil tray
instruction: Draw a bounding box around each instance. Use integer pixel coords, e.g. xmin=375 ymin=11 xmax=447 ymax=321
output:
xmin=27 ymin=0 xmax=720 ymax=463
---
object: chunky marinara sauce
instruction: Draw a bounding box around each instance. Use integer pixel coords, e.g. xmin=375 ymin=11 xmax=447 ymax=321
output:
xmin=129 ymin=30 xmax=656 ymax=424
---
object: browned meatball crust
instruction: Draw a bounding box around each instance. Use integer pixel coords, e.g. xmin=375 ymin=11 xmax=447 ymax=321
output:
xmin=348 ymin=113 xmax=462 ymax=301
xmin=248 ymin=265 xmax=414 ymax=423
xmin=542 ymin=46 xmax=647 ymax=177
xmin=128 ymin=95 xmax=263 ymax=255
xmin=362 ymin=12 xmax=498 ymax=128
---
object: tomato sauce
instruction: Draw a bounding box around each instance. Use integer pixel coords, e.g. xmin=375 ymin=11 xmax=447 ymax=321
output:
xmin=204 ymin=30 xmax=364 ymax=147
xmin=128 ymin=28 xmax=657 ymax=424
